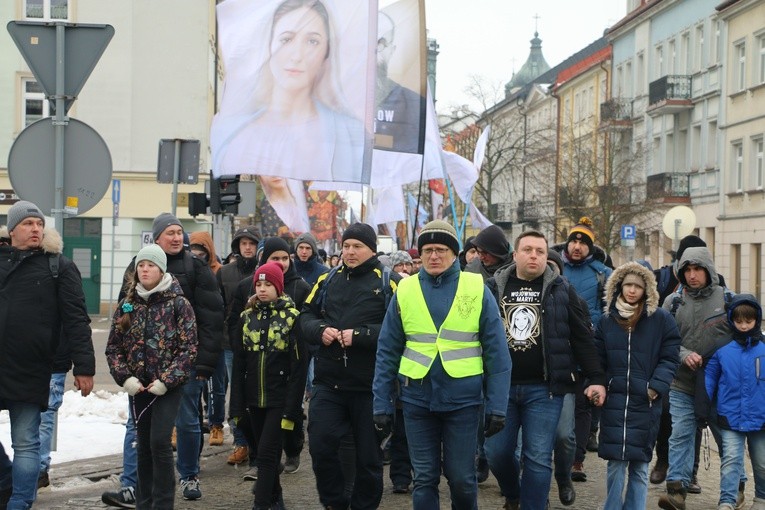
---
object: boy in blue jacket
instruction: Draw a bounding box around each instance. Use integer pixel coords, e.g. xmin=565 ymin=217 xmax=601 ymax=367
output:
xmin=705 ymin=294 xmax=765 ymax=510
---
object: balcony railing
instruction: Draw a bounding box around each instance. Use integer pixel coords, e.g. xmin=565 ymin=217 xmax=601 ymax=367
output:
xmin=648 ymin=75 xmax=692 ymax=106
xmin=646 ymin=172 xmax=690 ymax=201
xmin=600 ymin=98 xmax=633 ymax=122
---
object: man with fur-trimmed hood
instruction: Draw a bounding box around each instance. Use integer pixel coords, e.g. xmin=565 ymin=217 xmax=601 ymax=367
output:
xmin=0 ymin=201 xmax=95 ymax=508
xmin=594 ymin=262 xmax=680 ymax=509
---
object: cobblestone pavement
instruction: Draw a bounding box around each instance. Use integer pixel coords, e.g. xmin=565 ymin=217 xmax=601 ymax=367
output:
xmin=34 ymin=430 xmax=753 ymax=509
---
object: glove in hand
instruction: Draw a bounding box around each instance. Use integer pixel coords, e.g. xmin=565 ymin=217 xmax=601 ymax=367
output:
xmin=484 ymin=414 xmax=505 ymax=438
xmin=373 ymin=414 xmax=393 ymax=445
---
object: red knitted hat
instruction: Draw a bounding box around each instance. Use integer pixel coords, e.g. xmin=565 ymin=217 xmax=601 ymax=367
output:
xmin=253 ymin=262 xmax=284 ymax=296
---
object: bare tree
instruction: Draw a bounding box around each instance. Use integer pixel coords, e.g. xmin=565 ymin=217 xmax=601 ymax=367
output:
xmin=541 ymin=127 xmax=660 ymax=255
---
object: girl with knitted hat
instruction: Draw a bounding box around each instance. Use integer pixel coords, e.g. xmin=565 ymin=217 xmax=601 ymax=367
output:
xmin=230 ymin=262 xmax=307 ymax=510
xmin=105 ymin=244 xmax=198 ymax=509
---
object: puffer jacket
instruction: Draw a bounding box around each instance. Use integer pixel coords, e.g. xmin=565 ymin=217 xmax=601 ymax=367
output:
xmin=553 ymin=243 xmax=612 ymax=325
xmin=705 ymin=294 xmax=765 ymax=432
xmin=106 ymin=275 xmax=198 ymax=390
xmin=595 ymin=262 xmax=681 ymax=462
xmin=230 ymin=295 xmax=307 ymax=423
xmin=0 ymin=227 xmax=95 ymax=408
xmin=664 ymin=246 xmax=732 ymax=395
xmin=121 ymin=249 xmax=223 ymax=378
xmin=489 ymin=263 xmax=606 ymax=394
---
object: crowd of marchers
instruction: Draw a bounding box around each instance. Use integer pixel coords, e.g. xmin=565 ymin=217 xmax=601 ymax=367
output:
xmin=0 ymin=200 xmax=763 ymax=510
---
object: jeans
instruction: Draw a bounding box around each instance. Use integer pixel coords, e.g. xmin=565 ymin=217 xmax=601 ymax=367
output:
xmin=38 ymin=372 xmax=66 ymax=474
xmin=575 ymin=381 xmax=593 ymax=464
xmin=132 ymin=388 xmax=182 ymax=510
xmin=175 ymin=371 xmax=206 ymax=480
xmin=554 ymin=393 xmax=575 ymax=484
xmin=719 ymin=429 xmax=765 ymax=504
xmin=403 ymin=402 xmax=479 ymax=510
xmin=389 ymin=407 xmax=412 ymax=487
xmin=604 ymin=460 xmax=649 ymax=510
xmin=208 ymin=351 xmax=228 ymax=427
xmin=120 ymin=414 xmax=138 ymax=488
xmin=0 ymin=399 xmax=43 ymax=510
xmin=308 ymin=385 xmax=382 ymax=510
xmin=485 ymin=383 xmax=563 ymax=510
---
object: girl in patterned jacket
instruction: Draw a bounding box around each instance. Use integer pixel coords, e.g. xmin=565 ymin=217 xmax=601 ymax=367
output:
xmin=106 ymin=244 xmax=197 ymax=510
xmin=230 ymin=262 xmax=307 ymax=510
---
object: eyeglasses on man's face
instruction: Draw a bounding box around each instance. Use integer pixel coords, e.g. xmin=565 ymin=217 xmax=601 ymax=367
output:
xmin=421 ymin=247 xmax=449 ymax=257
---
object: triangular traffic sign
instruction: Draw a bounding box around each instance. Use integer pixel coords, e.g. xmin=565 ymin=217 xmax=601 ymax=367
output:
xmin=7 ymin=21 xmax=114 ymax=114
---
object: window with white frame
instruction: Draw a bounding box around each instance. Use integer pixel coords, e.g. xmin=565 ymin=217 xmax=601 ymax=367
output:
xmin=637 ymin=52 xmax=645 ymax=95
xmin=22 ymin=78 xmax=49 ymax=127
xmin=754 ymin=137 xmax=764 ymax=189
xmin=695 ymin=24 xmax=705 ymax=71
xmin=24 ymin=0 xmax=68 ymax=20
xmin=669 ymin=39 xmax=677 ymax=74
xmin=680 ymin=32 xmax=690 ymax=74
xmin=710 ymin=21 xmax=721 ymax=65
xmin=707 ymin=119 xmax=718 ymax=168
xmin=625 ymin=61 xmax=633 ymax=97
xmin=733 ymin=142 xmax=744 ymax=192
xmin=735 ymin=41 xmax=746 ymax=91
xmin=655 ymin=45 xmax=664 ymax=79
xmin=757 ymin=33 xmax=765 ymax=85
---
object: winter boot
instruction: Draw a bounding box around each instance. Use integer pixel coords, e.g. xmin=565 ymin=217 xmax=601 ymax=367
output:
xmin=658 ymin=480 xmax=687 ymax=510
xmin=750 ymin=497 xmax=765 ymax=510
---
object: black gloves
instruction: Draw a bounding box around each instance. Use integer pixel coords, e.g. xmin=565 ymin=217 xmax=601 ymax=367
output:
xmin=373 ymin=414 xmax=393 ymax=445
xmin=484 ymin=414 xmax=505 ymax=438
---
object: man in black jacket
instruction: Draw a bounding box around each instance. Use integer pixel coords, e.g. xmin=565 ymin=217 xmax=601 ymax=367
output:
xmin=485 ymin=230 xmax=606 ymax=510
xmin=216 ymin=226 xmax=260 ymax=466
xmin=0 ymin=200 xmax=95 ymax=509
xmin=298 ymin=223 xmax=401 ymax=510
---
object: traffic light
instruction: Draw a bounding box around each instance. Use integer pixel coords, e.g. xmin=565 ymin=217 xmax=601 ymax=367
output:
xmin=210 ymin=174 xmax=241 ymax=214
xmin=187 ymin=192 xmax=208 ymax=216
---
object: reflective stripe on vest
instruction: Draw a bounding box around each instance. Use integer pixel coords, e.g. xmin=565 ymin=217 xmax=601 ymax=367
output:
xmin=397 ymin=272 xmax=484 ymax=379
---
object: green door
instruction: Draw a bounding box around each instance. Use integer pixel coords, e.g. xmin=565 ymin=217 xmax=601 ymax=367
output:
xmin=63 ymin=218 xmax=102 ymax=315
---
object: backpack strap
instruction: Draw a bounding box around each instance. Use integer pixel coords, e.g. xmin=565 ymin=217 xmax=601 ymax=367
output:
xmin=48 ymin=253 xmax=60 ymax=279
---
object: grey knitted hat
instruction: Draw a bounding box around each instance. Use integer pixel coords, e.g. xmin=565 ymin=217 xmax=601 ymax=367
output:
xmin=152 ymin=213 xmax=182 ymax=241
xmin=7 ymin=200 xmax=45 ymax=232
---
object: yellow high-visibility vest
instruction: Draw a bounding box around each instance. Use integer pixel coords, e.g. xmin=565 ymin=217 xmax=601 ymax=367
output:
xmin=397 ymin=272 xmax=484 ymax=379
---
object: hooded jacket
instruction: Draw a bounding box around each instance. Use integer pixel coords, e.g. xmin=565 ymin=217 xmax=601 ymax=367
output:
xmin=106 ymin=276 xmax=197 ymax=390
xmin=227 ymin=259 xmax=310 ymax=344
xmin=488 ymin=263 xmax=606 ymax=394
xmin=293 ymin=232 xmax=329 ymax=286
xmin=552 ymin=242 xmax=612 ymax=324
xmin=373 ymin=259 xmax=511 ymax=416
xmin=705 ymin=294 xmax=765 ymax=432
xmin=189 ymin=231 xmax=221 ymax=274
xmin=595 ymin=262 xmax=681 ymax=462
xmin=0 ymin=227 xmax=95 ymax=408
xmin=663 ymin=246 xmax=732 ymax=395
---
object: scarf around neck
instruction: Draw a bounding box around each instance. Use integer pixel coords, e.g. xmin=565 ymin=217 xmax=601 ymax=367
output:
xmin=136 ymin=272 xmax=173 ymax=300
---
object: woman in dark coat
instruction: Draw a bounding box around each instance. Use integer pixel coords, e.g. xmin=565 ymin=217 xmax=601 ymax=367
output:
xmin=595 ymin=261 xmax=681 ymax=510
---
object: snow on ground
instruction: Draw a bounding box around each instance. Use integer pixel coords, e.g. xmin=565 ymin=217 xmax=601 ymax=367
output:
xmin=0 ymin=390 xmax=128 ymax=464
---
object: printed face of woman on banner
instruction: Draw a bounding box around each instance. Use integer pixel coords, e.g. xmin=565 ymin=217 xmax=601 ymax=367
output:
xmin=212 ymin=0 xmax=374 ymax=186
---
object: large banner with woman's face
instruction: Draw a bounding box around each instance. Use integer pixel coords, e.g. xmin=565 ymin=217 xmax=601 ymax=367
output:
xmin=212 ymin=0 xmax=376 ymax=187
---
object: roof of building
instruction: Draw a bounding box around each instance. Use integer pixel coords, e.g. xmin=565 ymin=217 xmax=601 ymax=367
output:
xmin=504 ymin=31 xmax=551 ymax=95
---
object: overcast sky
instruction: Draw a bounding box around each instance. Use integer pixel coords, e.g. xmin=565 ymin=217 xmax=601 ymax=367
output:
xmin=423 ymin=0 xmax=628 ymax=112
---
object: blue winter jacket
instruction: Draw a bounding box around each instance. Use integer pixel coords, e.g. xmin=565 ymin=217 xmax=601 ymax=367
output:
xmin=705 ymin=294 xmax=765 ymax=432
xmin=373 ymin=260 xmax=511 ymax=416
xmin=562 ymin=252 xmax=611 ymax=325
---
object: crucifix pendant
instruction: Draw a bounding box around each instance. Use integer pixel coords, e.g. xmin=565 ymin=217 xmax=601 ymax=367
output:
xmin=342 ymin=349 xmax=348 ymax=367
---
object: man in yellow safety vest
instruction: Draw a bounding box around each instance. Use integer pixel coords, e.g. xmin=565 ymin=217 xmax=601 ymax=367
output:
xmin=373 ymin=220 xmax=511 ymax=509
